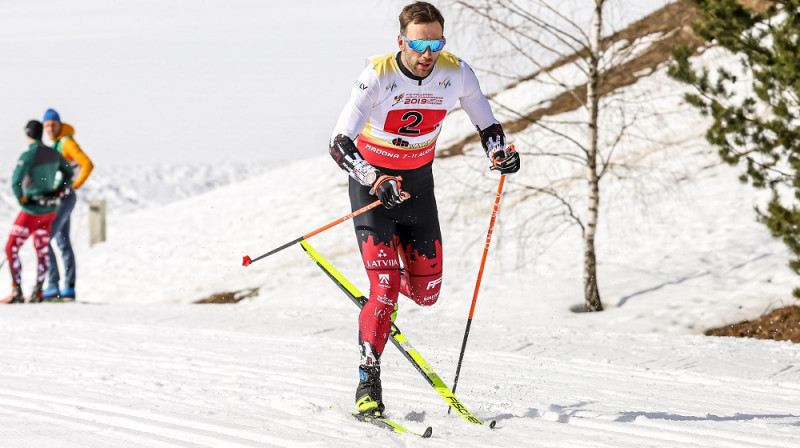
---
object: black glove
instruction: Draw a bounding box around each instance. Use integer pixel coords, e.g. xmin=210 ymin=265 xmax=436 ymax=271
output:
xmin=491 ymin=146 xmax=520 ymax=175
xmin=370 ymin=175 xmax=406 ymax=209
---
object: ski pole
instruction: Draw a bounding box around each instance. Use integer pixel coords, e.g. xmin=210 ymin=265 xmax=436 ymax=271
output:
xmin=242 ymin=183 xmax=409 ymax=266
xmin=242 ymin=199 xmax=382 ymax=266
xmin=449 ymin=172 xmax=506 ymax=410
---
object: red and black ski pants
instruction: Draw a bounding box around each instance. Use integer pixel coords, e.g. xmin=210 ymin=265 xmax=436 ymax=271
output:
xmin=5 ymin=211 xmax=56 ymax=287
xmin=349 ymin=163 xmax=443 ymax=364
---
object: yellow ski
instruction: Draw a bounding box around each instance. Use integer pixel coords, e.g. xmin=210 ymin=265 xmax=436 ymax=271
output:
xmin=300 ymin=240 xmax=495 ymax=428
xmin=352 ymin=412 xmax=433 ymax=438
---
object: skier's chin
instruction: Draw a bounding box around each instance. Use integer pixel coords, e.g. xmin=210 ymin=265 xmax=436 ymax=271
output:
xmin=415 ymin=64 xmax=433 ymax=77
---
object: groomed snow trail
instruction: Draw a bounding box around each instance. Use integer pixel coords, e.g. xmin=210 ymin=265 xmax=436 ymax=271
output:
xmin=1 ymin=305 xmax=798 ymax=447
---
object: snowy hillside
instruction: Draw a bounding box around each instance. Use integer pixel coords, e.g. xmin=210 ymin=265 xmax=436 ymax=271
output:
xmin=1 ymin=1 xmax=799 ymax=447
xmin=0 ymin=162 xmax=272 ymax=224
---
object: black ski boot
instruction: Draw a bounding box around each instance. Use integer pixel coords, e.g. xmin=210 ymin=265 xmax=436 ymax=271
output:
xmin=29 ymin=282 xmax=43 ymax=303
xmin=355 ymin=365 xmax=384 ymax=416
xmin=9 ymin=284 xmax=24 ymax=304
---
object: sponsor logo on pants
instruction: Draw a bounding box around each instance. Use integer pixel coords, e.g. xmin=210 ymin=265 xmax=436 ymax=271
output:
xmin=426 ymin=277 xmax=442 ymax=290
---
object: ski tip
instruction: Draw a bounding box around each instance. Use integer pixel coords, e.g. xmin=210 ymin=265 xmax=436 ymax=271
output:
xmin=242 ymin=255 xmax=251 ymax=266
xmin=422 ymin=426 xmax=433 ymax=438
xmin=489 ymin=420 xmax=497 ymax=429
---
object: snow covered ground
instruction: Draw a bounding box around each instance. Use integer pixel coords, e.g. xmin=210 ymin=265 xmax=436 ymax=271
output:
xmin=1 ymin=1 xmax=799 ymax=447
xmin=2 ymin=305 xmax=798 ymax=447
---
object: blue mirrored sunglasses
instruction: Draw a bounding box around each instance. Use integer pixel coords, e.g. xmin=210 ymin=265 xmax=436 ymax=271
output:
xmin=401 ymin=33 xmax=446 ymax=53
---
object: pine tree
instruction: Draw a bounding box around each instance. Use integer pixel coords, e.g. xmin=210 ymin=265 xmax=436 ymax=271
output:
xmin=669 ymin=0 xmax=800 ymax=297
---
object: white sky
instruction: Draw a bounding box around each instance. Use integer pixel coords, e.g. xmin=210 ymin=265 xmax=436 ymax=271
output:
xmin=0 ymin=0 xmax=669 ymax=168
xmin=0 ymin=0 xmax=402 ymax=168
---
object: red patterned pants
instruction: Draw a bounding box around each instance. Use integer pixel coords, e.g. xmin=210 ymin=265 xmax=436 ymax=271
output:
xmin=5 ymin=211 xmax=56 ymax=286
xmin=349 ymin=164 xmax=443 ymax=364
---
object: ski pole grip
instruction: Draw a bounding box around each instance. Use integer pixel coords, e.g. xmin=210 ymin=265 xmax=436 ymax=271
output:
xmin=395 ymin=176 xmax=411 ymax=201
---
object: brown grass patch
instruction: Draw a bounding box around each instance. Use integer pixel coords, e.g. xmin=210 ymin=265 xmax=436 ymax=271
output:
xmin=705 ymin=305 xmax=800 ymax=343
xmin=194 ymin=287 xmax=259 ymax=304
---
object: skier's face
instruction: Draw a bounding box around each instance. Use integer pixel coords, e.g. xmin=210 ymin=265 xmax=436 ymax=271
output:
xmin=43 ymin=120 xmax=61 ymax=141
xmin=398 ymin=21 xmax=444 ymax=78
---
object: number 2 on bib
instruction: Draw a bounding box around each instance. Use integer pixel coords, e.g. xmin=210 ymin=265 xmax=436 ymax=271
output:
xmin=385 ymin=109 xmax=447 ymax=137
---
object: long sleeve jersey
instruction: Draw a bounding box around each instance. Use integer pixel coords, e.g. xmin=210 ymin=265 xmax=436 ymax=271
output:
xmin=331 ymin=51 xmax=499 ymax=181
xmin=12 ymin=141 xmax=74 ymax=215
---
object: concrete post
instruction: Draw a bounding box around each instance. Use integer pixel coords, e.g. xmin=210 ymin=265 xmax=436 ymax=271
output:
xmin=89 ymin=200 xmax=106 ymax=246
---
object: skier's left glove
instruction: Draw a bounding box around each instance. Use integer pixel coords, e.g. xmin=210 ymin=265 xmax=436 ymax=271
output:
xmin=370 ymin=174 xmax=407 ymax=209
xmin=491 ymin=146 xmax=520 ymax=175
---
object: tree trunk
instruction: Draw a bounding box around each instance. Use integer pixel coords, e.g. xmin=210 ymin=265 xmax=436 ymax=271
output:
xmin=584 ymin=0 xmax=604 ymax=312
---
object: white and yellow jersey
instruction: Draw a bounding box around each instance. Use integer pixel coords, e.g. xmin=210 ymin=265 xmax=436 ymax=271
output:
xmin=332 ymin=51 xmax=498 ymax=170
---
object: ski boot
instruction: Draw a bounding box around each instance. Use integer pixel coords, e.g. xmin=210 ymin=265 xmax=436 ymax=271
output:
xmin=41 ymin=285 xmax=60 ymax=301
xmin=355 ymin=365 xmax=384 ymax=416
xmin=29 ymin=283 xmax=43 ymax=303
xmin=60 ymin=286 xmax=76 ymax=302
xmin=8 ymin=283 xmax=24 ymax=304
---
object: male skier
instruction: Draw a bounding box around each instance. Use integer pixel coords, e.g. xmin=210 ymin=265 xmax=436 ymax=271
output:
xmin=328 ymin=1 xmax=520 ymax=416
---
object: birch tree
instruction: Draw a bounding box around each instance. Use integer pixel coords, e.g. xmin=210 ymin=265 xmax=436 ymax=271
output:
xmin=449 ymin=0 xmax=614 ymax=311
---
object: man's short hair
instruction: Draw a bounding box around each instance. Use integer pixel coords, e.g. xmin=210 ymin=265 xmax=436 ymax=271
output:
xmin=399 ymin=2 xmax=445 ymax=33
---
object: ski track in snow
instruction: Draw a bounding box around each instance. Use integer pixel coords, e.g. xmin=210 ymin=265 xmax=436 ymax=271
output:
xmin=1 ymin=306 xmax=798 ymax=447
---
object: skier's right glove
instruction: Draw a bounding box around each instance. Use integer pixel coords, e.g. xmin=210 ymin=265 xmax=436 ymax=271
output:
xmin=370 ymin=174 xmax=407 ymax=209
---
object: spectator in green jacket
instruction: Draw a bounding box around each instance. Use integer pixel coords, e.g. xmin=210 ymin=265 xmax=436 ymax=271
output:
xmin=3 ymin=120 xmax=73 ymax=304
